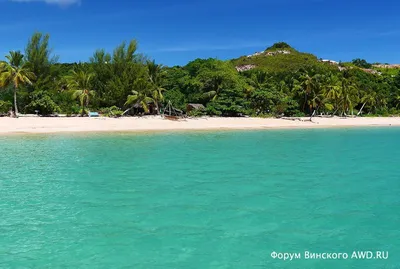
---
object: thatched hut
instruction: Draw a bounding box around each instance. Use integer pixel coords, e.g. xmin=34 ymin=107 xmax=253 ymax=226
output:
xmin=128 ymin=102 xmax=156 ymax=115
xmin=186 ymin=103 xmax=205 ymax=113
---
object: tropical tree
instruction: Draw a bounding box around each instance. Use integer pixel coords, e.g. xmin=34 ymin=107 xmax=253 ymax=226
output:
xmin=125 ymin=78 xmax=154 ymax=113
xmin=195 ymin=60 xmax=239 ymax=102
xmin=249 ymin=70 xmax=269 ymax=90
xmin=352 ymin=58 xmax=372 ymax=69
xmin=202 ymin=72 xmax=225 ymax=101
xmin=0 ymin=51 xmax=35 ymax=116
xmin=358 ymin=90 xmax=377 ymax=116
xmin=340 ymin=77 xmax=358 ymax=116
xmin=322 ymin=73 xmax=341 ymax=114
xmin=65 ymin=70 xmax=95 ymax=116
xmin=147 ymin=60 xmax=165 ymax=114
xmin=299 ymin=72 xmax=317 ymax=114
xmin=307 ymin=74 xmax=324 ymax=115
xmin=394 ymin=92 xmax=400 ymax=109
xmin=25 ymin=32 xmax=58 ymax=79
xmin=376 ymin=92 xmax=388 ymax=112
xmin=310 ymin=88 xmax=327 ymax=115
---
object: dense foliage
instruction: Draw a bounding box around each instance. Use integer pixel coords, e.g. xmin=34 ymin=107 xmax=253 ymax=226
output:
xmin=1 ymin=32 xmax=400 ymax=117
xmin=352 ymin=58 xmax=372 ymax=69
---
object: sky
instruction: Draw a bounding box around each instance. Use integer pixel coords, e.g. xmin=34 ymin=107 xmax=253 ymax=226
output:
xmin=0 ymin=0 xmax=399 ymax=66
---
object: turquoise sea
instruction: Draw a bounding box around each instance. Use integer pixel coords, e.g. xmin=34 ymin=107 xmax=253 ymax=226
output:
xmin=1 ymin=128 xmax=399 ymax=268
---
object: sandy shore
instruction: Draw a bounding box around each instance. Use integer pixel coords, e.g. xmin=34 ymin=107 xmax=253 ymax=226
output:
xmin=0 ymin=116 xmax=400 ymax=135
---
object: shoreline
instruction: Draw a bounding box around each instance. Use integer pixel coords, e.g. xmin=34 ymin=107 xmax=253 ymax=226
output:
xmin=0 ymin=116 xmax=400 ymax=135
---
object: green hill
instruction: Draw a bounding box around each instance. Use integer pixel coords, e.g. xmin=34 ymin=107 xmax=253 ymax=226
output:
xmin=231 ymin=42 xmax=327 ymax=72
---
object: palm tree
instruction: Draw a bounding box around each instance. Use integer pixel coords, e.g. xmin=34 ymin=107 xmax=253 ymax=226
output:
xmin=250 ymin=70 xmax=269 ymax=90
xmin=299 ymin=72 xmax=317 ymax=114
xmin=147 ymin=60 xmax=165 ymax=114
xmin=322 ymin=74 xmax=341 ymax=114
xmin=376 ymin=92 xmax=388 ymax=112
xmin=340 ymin=77 xmax=358 ymax=116
xmin=0 ymin=51 xmax=35 ymax=117
xmin=358 ymin=90 xmax=377 ymax=116
xmin=311 ymin=88 xmax=330 ymax=115
xmin=202 ymin=72 xmax=226 ymax=101
xmin=125 ymin=78 xmax=154 ymax=113
xmin=65 ymin=70 xmax=95 ymax=116
xmin=394 ymin=92 xmax=400 ymax=109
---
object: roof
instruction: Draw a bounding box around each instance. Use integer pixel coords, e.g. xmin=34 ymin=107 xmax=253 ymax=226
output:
xmin=187 ymin=103 xmax=205 ymax=109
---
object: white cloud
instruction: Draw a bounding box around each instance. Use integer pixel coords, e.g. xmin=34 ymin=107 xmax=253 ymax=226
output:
xmin=10 ymin=0 xmax=80 ymax=6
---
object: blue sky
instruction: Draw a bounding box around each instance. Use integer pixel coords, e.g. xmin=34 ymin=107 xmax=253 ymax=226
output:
xmin=0 ymin=0 xmax=399 ymax=66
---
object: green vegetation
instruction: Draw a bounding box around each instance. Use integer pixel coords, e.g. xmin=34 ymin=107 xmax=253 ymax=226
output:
xmin=65 ymin=70 xmax=96 ymax=116
xmin=99 ymin=106 xmax=124 ymax=118
xmin=0 ymin=100 xmax=12 ymax=115
xmin=0 ymin=51 xmax=35 ymax=116
xmin=266 ymin=42 xmax=292 ymax=51
xmin=232 ymin=43 xmax=328 ymax=73
xmin=352 ymin=58 xmax=372 ymax=69
xmin=1 ymin=32 xmax=400 ymax=117
xmin=374 ymin=67 xmax=400 ymax=76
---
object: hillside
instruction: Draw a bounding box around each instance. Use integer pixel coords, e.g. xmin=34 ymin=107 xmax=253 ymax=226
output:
xmin=231 ymin=42 xmax=329 ymax=73
xmin=231 ymin=42 xmax=400 ymax=76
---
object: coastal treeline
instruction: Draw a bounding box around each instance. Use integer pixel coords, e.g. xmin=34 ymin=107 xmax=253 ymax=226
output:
xmin=1 ymin=33 xmax=400 ymax=117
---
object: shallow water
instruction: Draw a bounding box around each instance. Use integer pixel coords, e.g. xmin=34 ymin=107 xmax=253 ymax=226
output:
xmin=1 ymin=128 xmax=399 ymax=268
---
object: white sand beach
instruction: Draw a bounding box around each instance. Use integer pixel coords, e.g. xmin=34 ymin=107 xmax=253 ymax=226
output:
xmin=0 ymin=116 xmax=400 ymax=135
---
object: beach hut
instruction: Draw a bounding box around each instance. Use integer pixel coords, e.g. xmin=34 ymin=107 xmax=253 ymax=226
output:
xmin=186 ymin=103 xmax=205 ymax=113
xmin=123 ymin=101 xmax=157 ymax=116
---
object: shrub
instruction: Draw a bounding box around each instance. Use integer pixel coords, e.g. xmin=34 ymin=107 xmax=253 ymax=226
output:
xmin=65 ymin=104 xmax=81 ymax=116
xmin=388 ymin=108 xmax=399 ymax=116
xmin=0 ymin=100 xmax=12 ymax=115
xmin=25 ymin=91 xmax=61 ymax=116
xmin=99 ymin=106 xmax=124 ymax=117
xmin=292 ymin=112 xmax=306 ymax=117
xmin=188 ymin=109 xmax=206 ymax=117
xmin=352 ymin=58 xmax=372 ymax=69
xmin=79 ymin=108 xmax=88 ymax=116
xmin=112 ymin=110 xmax=124 ymax=117
xmin=253 ymin=112 xmax=274 ymax=118
xmin=266 ymin=42 xmax=292 ymax=51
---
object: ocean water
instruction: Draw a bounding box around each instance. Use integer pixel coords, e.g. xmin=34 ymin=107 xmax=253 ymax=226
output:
xmin=0 ymin=128 xmax=399 ymax=269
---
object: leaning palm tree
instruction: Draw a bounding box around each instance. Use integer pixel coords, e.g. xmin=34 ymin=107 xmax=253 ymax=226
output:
xmin=65 ymin=70 xmax=95 ymax=116
xmin=358 ymin=90 xmax=377 ymax=116
xmin=151 ymin=86 xmax=165 ymax=114
xmin=0 ymin=51 xmax=35 ymax=117
xmin=125 ymin=78 xmax=155 ymax=113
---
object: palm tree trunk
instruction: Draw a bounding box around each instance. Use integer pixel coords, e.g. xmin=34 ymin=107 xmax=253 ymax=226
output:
xmin=123 ymin=107 xmax=132 ymax=116
xmin=13 ymin=87 xmax=18 ymax=117
xmin=85 ymin=97 xmax=90 ymax=116
xmin=357 ymin=102 xmax=366 ymax=116
xmin=81 ymin=100 xmax=85 ymax=116
xmin=310 ymin=109 xmax=317 ymax=121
